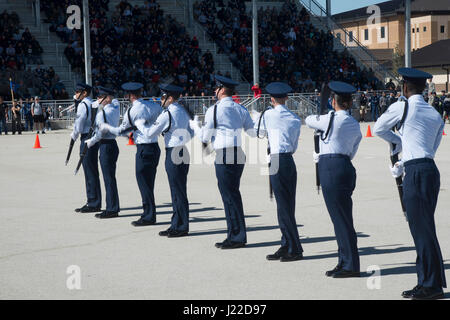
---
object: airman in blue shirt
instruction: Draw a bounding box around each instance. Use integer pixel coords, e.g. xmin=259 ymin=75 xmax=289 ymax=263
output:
xmin=305 ymin=81 xmax=362 ymax=278
xmin=374 ymin=68 xmax=446 ymax=300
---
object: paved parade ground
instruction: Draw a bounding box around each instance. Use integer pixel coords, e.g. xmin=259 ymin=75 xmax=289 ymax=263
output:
xmin=0 ymin=124 xmax=449 ymax=300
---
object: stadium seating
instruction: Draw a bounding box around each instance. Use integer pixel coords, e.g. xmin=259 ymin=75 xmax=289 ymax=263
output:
xmin=194 ymin=0 xmax=381 ymax=92
xmin=0 ymin=9 xmax=69 ymax=100
xmin=42 ymin=0 xmax=217 ymax=96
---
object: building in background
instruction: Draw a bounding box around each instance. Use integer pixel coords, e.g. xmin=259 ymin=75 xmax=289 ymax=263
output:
xmin=411 ymin=39 xmax=450 ymax=92
xmin=332 ymin=0 xmax=450 ymax=67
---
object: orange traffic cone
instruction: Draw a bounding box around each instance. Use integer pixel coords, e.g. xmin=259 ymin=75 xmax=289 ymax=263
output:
xmin=365 ymin=125 xmax=374 ymax=138
xmin=33 ymin=134 xmax=42 ymax=149
xmin=127 ymin=133 xmax=135 ymax=146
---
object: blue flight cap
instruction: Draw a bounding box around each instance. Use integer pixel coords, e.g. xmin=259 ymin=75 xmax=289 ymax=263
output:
xmin=328 ymin=81 xmax=357 ymax=95
xmin=121 ymin=82 xmax=144 ymax=92
xmin=398 ymin=67 xmax=432 ymax=81
xmin=215 ymin=75 xmax=239 ymax=88
xmin=265 ymin=82 xmax=292 ymax=98
xmin=159 ymin=84 xmax=184 ymax=95
xmin=76 ymin=83 xmax=92 ymax=92
xmin=96 ymin=86 xmax=115 ymax=96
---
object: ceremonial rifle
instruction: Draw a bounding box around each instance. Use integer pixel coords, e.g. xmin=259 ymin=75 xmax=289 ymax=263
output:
xmin=74 ymin=98 xmax=104 ymax=175
xmin=65 ymin=94 xmax=82 ymax=166
xmin=314 ymin=82 xmax=331 ymax=194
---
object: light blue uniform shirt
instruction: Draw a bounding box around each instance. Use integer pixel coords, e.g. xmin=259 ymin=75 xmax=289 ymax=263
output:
xmin=117 ymin=98 xmax=162 ymax=145
xmin=198 ymin=97 xmax=256 ymax=149
xmin=373 ymin=94 xmax=444 ymax=162
xmin=72 ymin=97 xmax=93 ymax=140
xmin=305 ymin=110 xmax=362 ymax=160
xmin=90 ymin=100 xmax=121 ymax=144
xmin=137 ymin=102 xmax=194 ymax=148
xmin=255 ymin=104 xmax=301 ymax=154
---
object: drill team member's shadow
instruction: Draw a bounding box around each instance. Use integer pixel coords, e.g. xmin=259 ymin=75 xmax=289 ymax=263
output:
xmin=372 ymin=261 xmax=450 ymax=278
xmin=188 ymin=224 xmax=304 ymax=237
xmin=119 ymin=202 xmax=202 ymax=212
xmin=246 ymin=232 xmax=369 ymax=249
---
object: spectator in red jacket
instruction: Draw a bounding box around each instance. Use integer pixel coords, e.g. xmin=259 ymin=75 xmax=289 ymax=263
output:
xmin=251 ymin=83 xmax=262 ymax=98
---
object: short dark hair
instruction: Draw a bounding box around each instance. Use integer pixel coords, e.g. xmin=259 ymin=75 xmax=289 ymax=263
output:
xmin=334 ymin=93 xmax=353 ymax=110
xmin=222 ymin=87 xmax=234 ymax=96
xmin=404 ymin=79 xmax=426 ymax=95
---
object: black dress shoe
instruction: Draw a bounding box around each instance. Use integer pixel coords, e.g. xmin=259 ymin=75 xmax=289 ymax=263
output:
xmin=402 ymin=285 xmax=422 ymax=298
xmin=280 ymin=253 xmax=303 ymax=262
xmin=95 ymin=211 xmax=119 ymax=219
xmin=332 ymin=269 xmax=361 ymax=278
xmin=266 ymin=247 xmax=288 ymax=261
xmin=131 ymin=219 xmax=156 ymax=227
xmin=75 ymin=205 xmax=101 ymax=213
xmin=167 ymin=230 xmax=189 ymax=238
xmin=411 ymin=287 xmax=444 ymax=300
xmin=215 ymin=239 xmax=228 ymax=248
xmin=215 ymin=240 xmax=245 ymax=249
xmin=159 ymin=229 xmax=171 ymax=237
xmin=326 ymin=265 xmax=343 ymax=277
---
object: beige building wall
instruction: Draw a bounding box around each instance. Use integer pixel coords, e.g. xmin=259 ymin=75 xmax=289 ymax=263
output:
xmin=422 ymin=67 xmax=449 ymax=92
xmin=334 ymin=14 xmax=449 ymax=53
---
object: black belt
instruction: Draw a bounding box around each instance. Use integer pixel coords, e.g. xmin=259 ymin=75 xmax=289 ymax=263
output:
xmin=137 ymin=142 xmax=158 ymax=147
xmin=165 ymin=146 xmax=187 ymax=151
xmin=404 ymin=158 xmax=434 ymax=167
xmin=100 ymin=139 xmax=116 ymax=144
xmin=270 ymin=152 xmax=293 ymax=157
xmin=319 ymin=154 xmax=350 ymax=161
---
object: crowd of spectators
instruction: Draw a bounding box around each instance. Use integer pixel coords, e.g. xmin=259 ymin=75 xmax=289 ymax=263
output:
xmin=0 ymin=10 xmax=44 ymax=72
xmin=0 ymin=10 xmax=68 ymax=100
xmin=43 ymin=0 xmax=217 ymax=96
xmin=194 ymin=0 xmax=382 ymax=92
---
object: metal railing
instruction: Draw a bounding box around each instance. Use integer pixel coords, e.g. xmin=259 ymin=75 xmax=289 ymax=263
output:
xmin=297 ymin=0 xmax=399 ymax=83
xmin=2 ymin=93 xmax=319 ymax=123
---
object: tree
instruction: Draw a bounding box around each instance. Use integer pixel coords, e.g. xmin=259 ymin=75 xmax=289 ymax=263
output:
xmin=392 ymin=44 xmax=404 ymax=77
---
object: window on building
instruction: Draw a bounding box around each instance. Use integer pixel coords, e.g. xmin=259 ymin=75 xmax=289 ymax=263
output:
xmin=364 ymin=29 xmax=369 ymax=40
xmin=441 ymin=25 xmax=445 ymax=33
xmin=416 ymin=28 xmax=419 ymax=33
xmin=381 ymin=26 xmax=385 ymax=39
xmin=336 ymin=33 xmax=341 ymax=40
xmin=423 ymin=26 xmax=427 ymax=32
xmin=412 ymin=28 xmax=415 ymax=33
xmin=349 ymin=31 xmax=354 ymax=42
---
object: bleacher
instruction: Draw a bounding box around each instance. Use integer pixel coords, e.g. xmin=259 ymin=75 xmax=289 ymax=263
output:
xmin=42 ymin=0 xmax=218 ymax=97
xmin=194 ymin=0 xmax=381 ymax=92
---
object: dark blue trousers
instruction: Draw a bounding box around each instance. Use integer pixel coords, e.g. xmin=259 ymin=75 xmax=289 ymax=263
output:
xmin=319 ymin=154 xmax=359 ymax=272
xmin=165 ymin=146 xmax=190 ymax=232
xmin=371 ymin=104 xmax=379 ymax=121
xmin=214 ymin=147 xmax=247 ymax=244
xmin=80 ymin=134 xmax=101 ymax=208
xmin=136 ymin=143 xmax=160 ymax=223
xmin=99 ymin=139 xmax=120 ymax=213
xmin=403 ymin=158 xmax=447 ymax=289
xmin=270 ymin=153 xmax=303 ymax=255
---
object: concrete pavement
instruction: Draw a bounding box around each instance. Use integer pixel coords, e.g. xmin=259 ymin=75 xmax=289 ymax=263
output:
xmin=0 ymin=124 xmax=449 ymax=299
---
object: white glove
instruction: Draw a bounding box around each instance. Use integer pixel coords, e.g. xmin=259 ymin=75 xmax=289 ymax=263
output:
xmin=390 ymin=161 xmax=404 ymax=178
xmin=134 ymin=119 xmax=146 ymax=132
xmin=70 ymin=131 xmax=79 ymax=141
xmin=313 ymin=152 xmax=320 ymax=164
xmin=250 ymin=110 xmax=261 ymax=122
xmin=85 ymin=138 xmax=96 ymax=148
xmin=189 ymin=116 xmax=201 ymax=131
xmin=390 ymin=143 xmax=402 ymax=156
xmin=99 ymin=123 xmax=113 ymax=135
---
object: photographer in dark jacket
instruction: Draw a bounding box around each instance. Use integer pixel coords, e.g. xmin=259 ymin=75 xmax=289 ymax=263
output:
xmin=11 ymin=99 xmax=22 ymax=134
xmin=359 ymin=92 xmax=367 ymax=122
